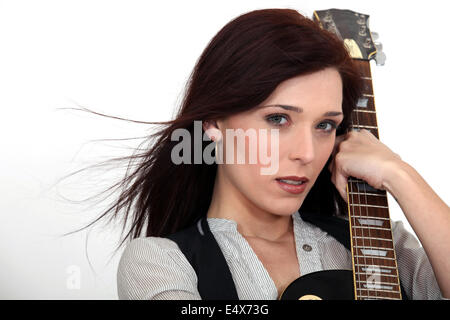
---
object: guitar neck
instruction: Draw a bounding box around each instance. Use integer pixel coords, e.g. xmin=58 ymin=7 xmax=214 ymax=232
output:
xmin=347 ymin=60 xmax=402 ymax=300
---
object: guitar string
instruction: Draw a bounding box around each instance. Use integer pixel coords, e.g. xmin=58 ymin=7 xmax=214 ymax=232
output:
xmin=364 ymin=72 xmax=395 ymax=299
xmin=352 ymin=110 xmax=368 ymax=299
xmin=350 ymin=97 xmax=364 ymax=299
xmin=355 ymin=72 xmax=377 ymax=300
xmin=348 ymin=157 xmax=361 ymax=299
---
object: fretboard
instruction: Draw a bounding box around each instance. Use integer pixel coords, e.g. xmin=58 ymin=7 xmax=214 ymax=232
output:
xmin=347 ymin=60 xmax=402 ymax=300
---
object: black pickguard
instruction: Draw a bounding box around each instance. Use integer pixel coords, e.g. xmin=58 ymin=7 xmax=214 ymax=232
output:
xmin=279 ymin=270 xmax=354 ymax=300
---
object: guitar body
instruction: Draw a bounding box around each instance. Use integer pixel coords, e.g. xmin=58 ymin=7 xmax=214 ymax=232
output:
xmin=280 ymin=270 xmax=354 ymax=300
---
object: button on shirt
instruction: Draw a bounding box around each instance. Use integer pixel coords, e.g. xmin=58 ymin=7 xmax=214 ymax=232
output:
xmin=117 ymin=211 xmax=447 ymax=300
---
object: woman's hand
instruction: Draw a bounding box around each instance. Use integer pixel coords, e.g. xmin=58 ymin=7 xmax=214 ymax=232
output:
xmin=327 ymin=128 xmax=403 ymax=201
xmin=329 ymin=129 xmax=450 ymax=298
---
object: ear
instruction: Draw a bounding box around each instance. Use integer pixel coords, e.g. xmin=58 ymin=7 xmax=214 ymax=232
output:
xmin=203 ymin=120 xmax=222 ymax=142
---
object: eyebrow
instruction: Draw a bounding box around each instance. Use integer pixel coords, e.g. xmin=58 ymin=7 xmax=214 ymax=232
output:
xmin=260 ymin=104 xmax=343 ymax=117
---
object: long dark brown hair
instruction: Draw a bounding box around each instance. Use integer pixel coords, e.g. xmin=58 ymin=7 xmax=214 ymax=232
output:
xmin=60 ymin=8 xmax=362 ymax=254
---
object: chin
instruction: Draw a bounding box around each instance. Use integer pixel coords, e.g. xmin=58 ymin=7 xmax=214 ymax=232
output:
xmin=264 ymin=198 xmax=304 ymax=216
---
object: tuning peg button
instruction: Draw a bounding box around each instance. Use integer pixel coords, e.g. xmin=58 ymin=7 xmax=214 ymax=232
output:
xmin=359 ymin=25 xmax=367 ymax=36
xmin=371 ymin=32 xmax=379 ymax=41
xmin=357 ymin=15 xmax=365 ymax=25
xmin=375 ymin=51 xmax=386 ymax=66
xmin=375 ymin=42 xmax=383 ymax=52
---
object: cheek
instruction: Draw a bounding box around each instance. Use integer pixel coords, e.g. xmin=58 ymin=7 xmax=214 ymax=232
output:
xmin=312 ymin=139 xmax=335 ymax=177
xmin=227 ymin=134 xmax=276 ymax=188
xmin=319 ymin=138 xmax=335 ymax=162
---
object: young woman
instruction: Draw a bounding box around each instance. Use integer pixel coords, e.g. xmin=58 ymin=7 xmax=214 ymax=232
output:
xmin=94 ymin=8 xmax=449 ymax=299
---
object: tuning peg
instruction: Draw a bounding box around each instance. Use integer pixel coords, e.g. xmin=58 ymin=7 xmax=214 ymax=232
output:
xmin=371 ymin=32 xmax=379 ymax=41
xmin=374 ymin=44 xmax=386 ymax=66
xmin=374 ymin=42 xmax=383 ymax=52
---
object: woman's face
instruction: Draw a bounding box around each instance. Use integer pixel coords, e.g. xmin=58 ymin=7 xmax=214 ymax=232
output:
xmin=208 ymin=67 xmax=344 ymax=217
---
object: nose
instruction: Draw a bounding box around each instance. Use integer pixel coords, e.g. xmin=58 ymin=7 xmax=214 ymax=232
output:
xmin=289 ymin=128 xmax=315 ymax=165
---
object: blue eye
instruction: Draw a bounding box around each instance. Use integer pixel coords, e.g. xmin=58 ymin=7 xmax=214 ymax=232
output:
xmin=318 ymin=121 xmax=338 ymax=132
xmin=265 ymin=114 xmax=339 ymax=132
xmin=266 ymin=114 xmax=289 ymax=126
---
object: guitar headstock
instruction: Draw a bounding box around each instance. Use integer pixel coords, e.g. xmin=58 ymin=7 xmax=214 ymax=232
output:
xmin=313 ymin=9 xmax=386 ymax=65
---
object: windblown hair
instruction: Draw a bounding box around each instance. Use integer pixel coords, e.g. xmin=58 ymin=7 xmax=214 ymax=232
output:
xmin=62 ymin=8 xmax=363 ymax=252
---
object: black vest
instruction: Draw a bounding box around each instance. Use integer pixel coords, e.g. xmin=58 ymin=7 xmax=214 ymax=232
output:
xmin=166 ymin=211 xmax=408 ymax=300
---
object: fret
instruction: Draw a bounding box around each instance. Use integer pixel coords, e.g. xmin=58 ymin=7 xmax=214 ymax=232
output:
xmin=352 ymin=225 xmax=392 ymax=231
xmin=349 ymin=202 xmax=390 ymax=211
xmin=353 ymin=241 xmax=395 ymax=252
xmin=362 ymin=285 xmax=396 ymax=292
xmin=358 ymin=287 xmax=400 ymax=294
xmin=348 ymin=178 xmax=380 ymax=185
xmin=355 ymin=266 xmax=398 ymax=278
xmin=349 ymin=204 xmax=389 ymax=209
xmin=354 ymin=273 xmax=401 ymax=284
xmin=352 ymin=229 xmax=394 ymax=239
xmin=359 ymin=295 xmax=401 ymax=300
xmin=354 ymin=255 xmax=396 ymax=261
xmin=354 ymin=109 xmax=376 ymax=113
xmin=354 ymin=272 xmax=398 ymax=278
xmin=362 ymin=93 xmax=374 ymax=97
xmin=350 ymin=110 xmax=377 ymax=125
xmin=350 ymin=216 xmax=390 ymax=221
xmin=356 ymin=279 xmax=399 ymax=287
xmin=354 ymin=241 xmax=395 ymax=252
xmin=354 ymin=245 xmax=394 ymax=251
xmin=351 ymin=124 xmax=378 ymax=129
xmin=356 ymin=263 xmax=397 ymax=269
xmin=353 ymin=235 xmax=392 ymax=242
xmin=361 ymin=76 xmax=372 ymax=80
xmin=348 ymin=197 xmax=389 ymax=208
xmin=348 ymin=191 xmax=385 ymax=196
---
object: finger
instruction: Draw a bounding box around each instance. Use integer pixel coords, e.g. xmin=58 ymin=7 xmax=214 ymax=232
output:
xmin=334 ymin=167 xmax=349 ymax=202
xmin=332 ymin=134 xmax=346 ymax=157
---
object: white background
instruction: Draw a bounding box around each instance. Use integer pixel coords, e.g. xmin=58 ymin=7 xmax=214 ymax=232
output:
xmin=0 ymin=0 xmax=448 ymax=299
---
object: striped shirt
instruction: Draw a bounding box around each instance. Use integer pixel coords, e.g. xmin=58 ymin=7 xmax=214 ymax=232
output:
xmin=117 ymin=210 xmax=447 ymax=300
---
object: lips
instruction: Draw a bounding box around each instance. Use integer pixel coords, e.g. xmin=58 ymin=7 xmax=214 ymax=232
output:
xmin=275 ymin=176 xmax=309 ymax=182
xmin=275 ymin=176 xmax=309 ymax=194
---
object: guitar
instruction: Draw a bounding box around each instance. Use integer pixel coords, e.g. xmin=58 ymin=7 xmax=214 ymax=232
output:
xmin=280 ymin=8 xmax=402 ymax=300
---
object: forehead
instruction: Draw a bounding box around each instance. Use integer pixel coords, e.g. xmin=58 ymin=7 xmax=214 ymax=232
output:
xmin=258 ymin=104 xmax=343 ymax=117
xmin=258 ymin=68 xmax=343 ymax=113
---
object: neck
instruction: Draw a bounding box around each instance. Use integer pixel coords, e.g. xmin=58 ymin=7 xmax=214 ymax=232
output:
xmin=206 ymin=167 xmax=294 ymax=242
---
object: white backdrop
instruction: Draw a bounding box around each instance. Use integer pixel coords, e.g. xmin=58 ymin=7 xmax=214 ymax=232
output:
xmin=0 ymin=0 xmax=448 ymax=299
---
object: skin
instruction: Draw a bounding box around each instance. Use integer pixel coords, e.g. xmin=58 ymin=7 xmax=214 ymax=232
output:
xmin=203 ymin=67 xmax=450 ymax=298
xmin=203 ymin=67 xmax=344 ymax=240
xmin=330 ymin=130 xmax=450 ymax=298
